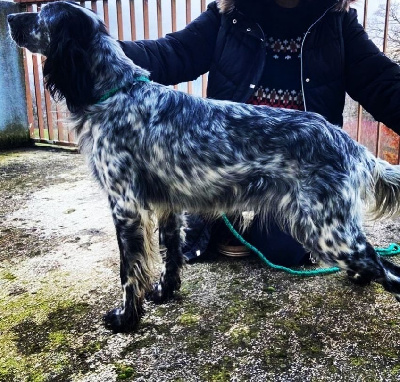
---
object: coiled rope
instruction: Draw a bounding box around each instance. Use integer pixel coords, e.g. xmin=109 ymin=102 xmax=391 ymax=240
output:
xmin=221 ymin=213 xmax=400 ymax=277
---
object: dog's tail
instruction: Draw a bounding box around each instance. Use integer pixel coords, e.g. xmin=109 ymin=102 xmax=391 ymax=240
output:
xmin=369 ymin=157 xmax=400 ymax=219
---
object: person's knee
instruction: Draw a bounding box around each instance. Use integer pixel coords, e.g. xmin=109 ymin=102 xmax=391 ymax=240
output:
xmin=250 ymin=220 xmax=307 ymax=266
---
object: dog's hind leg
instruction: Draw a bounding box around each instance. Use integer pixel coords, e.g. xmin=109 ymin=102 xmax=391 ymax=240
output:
xmin=325 ymin=238 xmax=400 ymax=300
xmin=300 ymin=213 xmax=400 ymax=301
xmin=148 ymin=212 xmax=184 ymax=303
xmin=104 ymin=201 xmax=156 ymax=332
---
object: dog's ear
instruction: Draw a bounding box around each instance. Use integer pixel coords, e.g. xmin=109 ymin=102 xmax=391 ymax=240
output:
xmin=43 ymin=10 xmax=96 ymax=112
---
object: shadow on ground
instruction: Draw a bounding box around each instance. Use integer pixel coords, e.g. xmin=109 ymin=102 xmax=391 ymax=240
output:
xmin=1 ymin=147 xmax=400 ymax=382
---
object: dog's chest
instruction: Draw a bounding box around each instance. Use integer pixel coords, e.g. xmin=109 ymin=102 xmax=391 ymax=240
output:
xmin=79 ymin=121 xmax=131 ymax=194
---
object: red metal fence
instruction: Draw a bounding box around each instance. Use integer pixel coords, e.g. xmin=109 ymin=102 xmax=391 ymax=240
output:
xmin=12 ymin=0 xmax=400 ymax=163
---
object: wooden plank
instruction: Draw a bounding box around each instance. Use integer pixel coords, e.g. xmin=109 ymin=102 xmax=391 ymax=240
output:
xmin=143 ymin=0 xmax=149 ymax=39
xmin=41 ymin=57 xmax=54 ymax=141
xmin=186 ymin=0 xmax=191 ymax=24
xmin=91 ymin=0 xmax=98 ymax=13
xmin=376 ymin=0 xmax=392 ymax=159
xmin=129 ymin=0 xmax=137 ymax=41
xmin=55 ymin=104 xmax=64 ymax=142
xmin=103 ymin=0 xmax=110 ymax=29
xmin=157 ymin=0 xmax=162 ymax=38
xmin=171 ymin=0 xmax=178 ymax=90
xmin=116 ymin=0 xmax=124 ymax=40
xmin=23 ymin=4 xmax=35 ymax=138
xmin=171 ymin=0 xmax=177 ymax=32
xmin=382 ymin=0 xmax=391 ymax=53
xmin=201 ymin=0 xmax=207 ymax=96
xmin=32 ymin=54 xmax=45 ymax=139
xmin=32 ymin=138 xmax=78 ymax=148
xmin=34 ymin=3 xmax=46 ymax=140
xmin=202 ymin=74 xmax=207 ymax=98
xmin=68 ymin=126 xmax=76 ymax=144
xmin=22 ymin=51 xmax=35 ymax=138
xmin=186 ymin=0 xmax=192 ymax=94
xmin=356 ymin=0 xmax=368 ymax=144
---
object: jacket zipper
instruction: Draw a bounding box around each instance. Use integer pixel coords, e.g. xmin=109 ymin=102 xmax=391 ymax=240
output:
xmin=300 ymin=3 xmax=336 ymax=111
xmin=232 ymin=9 xmax=266 ymax=102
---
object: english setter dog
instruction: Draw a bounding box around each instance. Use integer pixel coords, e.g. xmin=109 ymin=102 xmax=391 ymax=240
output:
xmin=8 ymin=1 xmax=400 ymax=333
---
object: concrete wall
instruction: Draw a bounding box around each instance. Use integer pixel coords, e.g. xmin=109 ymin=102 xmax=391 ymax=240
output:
xmin=0 ymin=1 xmax=30 ymax=149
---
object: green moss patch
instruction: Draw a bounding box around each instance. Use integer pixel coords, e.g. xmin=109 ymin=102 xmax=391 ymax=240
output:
xmin=0 ymin=287 xmax=104 ymax=381
xmin=0 ymin=122 xmax=30 ymax=150
xmin=114 ymin=363 xmax=136 ymax=380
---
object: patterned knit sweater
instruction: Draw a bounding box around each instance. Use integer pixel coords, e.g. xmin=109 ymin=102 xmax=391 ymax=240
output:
xmin=247 ymin=1 xmax=318 ymax=110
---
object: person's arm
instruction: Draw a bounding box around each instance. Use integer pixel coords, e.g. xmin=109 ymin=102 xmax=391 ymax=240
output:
xmin=119 ymin=2 xmax=220 ymax=85
xmin=344 ymin=9 xmax=400 ymax=132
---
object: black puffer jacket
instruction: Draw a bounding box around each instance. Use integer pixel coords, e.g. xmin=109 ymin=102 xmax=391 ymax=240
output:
xmin=120 ymin=0 xmax=400 ymax=130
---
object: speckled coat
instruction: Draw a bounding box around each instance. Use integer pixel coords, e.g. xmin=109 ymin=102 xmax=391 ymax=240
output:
xmin=120 ymin=0 xmax=400 ymax=130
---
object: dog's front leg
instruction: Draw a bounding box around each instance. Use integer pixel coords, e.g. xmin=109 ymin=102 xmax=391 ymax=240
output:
xmin=148 ymin=212 xmax=184 ymax=303
xmin=104 ymin=202 xmax=155 ymax=333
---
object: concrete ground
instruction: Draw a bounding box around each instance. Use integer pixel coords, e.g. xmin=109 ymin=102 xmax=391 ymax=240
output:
xmin=1 ymin=147 xmax=400 ymax=382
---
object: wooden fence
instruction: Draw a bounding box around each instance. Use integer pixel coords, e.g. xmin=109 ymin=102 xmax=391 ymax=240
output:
xmin=13 ymin=0 xmax=210 ymax=147
xmin=12 ymin=0 xmax=400 ymax=163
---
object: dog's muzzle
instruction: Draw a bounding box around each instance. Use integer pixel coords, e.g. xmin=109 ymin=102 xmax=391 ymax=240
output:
xmin=7 ymin=12 xmax=41 ymax=50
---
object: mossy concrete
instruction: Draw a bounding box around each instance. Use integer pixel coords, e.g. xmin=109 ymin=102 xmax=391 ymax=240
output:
xmin=0 ymin=122 xmax=31 ymax=150
xmin=0 ymin=2 xmax=30 ymax=149
xmin=2 ymin=148 xmax=400 ymax=381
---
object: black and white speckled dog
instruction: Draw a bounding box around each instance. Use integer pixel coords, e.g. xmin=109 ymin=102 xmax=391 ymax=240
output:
xmin=8 ymin=1 xmax=400 ymax=333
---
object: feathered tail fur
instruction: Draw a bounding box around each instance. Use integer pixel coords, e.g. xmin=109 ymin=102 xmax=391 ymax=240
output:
xmin=370 ymin=158 xmax=400 ymax=219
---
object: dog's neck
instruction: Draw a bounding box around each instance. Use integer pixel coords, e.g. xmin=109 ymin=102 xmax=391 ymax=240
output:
xmin=44 ymin=32 xmax=149 ymax=113
xmin=96 ymin=75 xmax=150 ymax=104
xmin=90 ymin=35 xmax=150 ymax=100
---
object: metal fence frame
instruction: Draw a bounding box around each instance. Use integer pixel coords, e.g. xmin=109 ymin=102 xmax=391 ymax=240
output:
xmin=12 ymin=0 xmax=399 ymax=163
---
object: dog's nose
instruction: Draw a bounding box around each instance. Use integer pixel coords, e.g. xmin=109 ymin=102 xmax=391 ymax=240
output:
xmin=7 ymin=14 xmax=16 ymax=23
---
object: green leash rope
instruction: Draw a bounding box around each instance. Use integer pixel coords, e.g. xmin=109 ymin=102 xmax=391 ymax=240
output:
xmin=221 ymin=213 xmax=400 ymax=277
xmin=97 ymin=87 xmax=122 ymax=103
xmin=96 ymin=76 xmax=150 ymax=104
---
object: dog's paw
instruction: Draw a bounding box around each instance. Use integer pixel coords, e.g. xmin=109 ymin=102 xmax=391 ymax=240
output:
xmin=146 ymin=282 xmax=173 ymax=304
xmin=346 ymin=270 xmax=373 ymax=286
xmin=103 ymin=308 xmax=139 ymax=333
xmin=147 ymin=276 xmax=181 ymax=304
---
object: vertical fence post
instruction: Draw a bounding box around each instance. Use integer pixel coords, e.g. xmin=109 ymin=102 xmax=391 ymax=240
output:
xmin=0 ymin=1 xmax=30 ymax=149
xmin=356 ymin=0 xmax=368 ymax=144
xmin=376 ymin=0 xmax=392 ymax=159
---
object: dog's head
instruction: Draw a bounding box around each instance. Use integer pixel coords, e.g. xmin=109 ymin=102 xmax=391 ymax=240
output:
xmin=7 ymin=1 xmax=104 ymax=55
xmin=8 ymin=1 xmax=108 ymax=111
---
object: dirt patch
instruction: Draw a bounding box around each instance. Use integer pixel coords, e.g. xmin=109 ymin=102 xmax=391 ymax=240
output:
xmin=1 ymin=147 xmax=400 ymax=382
